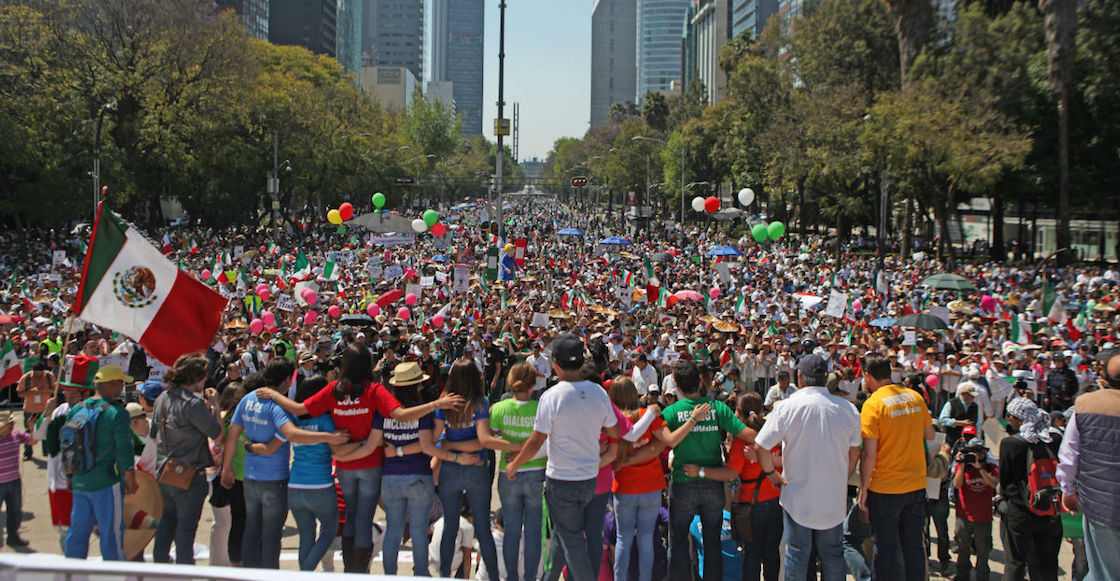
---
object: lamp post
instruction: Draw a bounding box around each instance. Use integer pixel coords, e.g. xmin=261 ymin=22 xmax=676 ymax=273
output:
xmin=92 ymin=101 xmax=115 ymax=219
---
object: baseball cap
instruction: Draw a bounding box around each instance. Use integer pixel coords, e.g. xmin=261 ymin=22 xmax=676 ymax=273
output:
xmin=551 ymin=333 xmax=585 ymax=368
xmin=957 ymin=383 xmax=979 ymax=397
xmin=125 ymin=402 xmax=145 ymax=419
xmin=94 ymin=365 xmax=134 ymax=384
xmin=139 ymin=380 xmax=164 ymax=402
xmin=796 ymin=354 xmax=828 ymax=381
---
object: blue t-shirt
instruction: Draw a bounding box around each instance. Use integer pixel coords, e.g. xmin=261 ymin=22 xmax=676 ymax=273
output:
xmin=231 ymin=392 xmax=293 ymax=481
xmin=434 ymin=401 xmax=489 ymax=463
xmin=289 ymin=414 xmax=336 ymax=488
xmin=374 ymin=410 xmax=434 ymax=476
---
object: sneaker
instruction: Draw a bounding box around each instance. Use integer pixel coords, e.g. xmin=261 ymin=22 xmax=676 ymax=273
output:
xmin=7 ymin=535 xmax=28 ymax=548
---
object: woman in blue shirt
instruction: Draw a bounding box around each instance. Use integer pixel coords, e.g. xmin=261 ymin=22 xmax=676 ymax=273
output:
xmin=433 ymin=358 xmax=522 ymax=578
xmin=286 ymin=375 xmax=339 ymax=571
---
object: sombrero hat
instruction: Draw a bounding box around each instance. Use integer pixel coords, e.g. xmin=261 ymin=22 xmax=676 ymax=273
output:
xmin=123 ymin=471 xmax=162 ymax=560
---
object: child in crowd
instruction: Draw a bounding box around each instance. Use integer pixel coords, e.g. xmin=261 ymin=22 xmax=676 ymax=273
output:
xmin=0 ymin=411 xmax=30 ymax=547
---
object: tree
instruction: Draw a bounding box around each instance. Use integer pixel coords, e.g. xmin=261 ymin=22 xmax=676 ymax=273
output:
xmin=880 ymin=0 xmax=935 ymax=89
xmin=1038 ymin=0 xmax=1077 ymax=264
xmin=641 ymin=91 xmax=669 ymax=132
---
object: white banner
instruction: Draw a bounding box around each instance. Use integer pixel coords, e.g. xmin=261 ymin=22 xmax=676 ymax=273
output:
xmin=276 ymin=293 xmax=295 ymax=312
xmin=369 ymin=234 xmax=416 ymax=246
xmin=452 ymin=264 xmax=470 ymax=293
xmin=824 ymin=290 xmax=848 ymax=318
xmin=383 ymin=265 xmax=405 ymax=280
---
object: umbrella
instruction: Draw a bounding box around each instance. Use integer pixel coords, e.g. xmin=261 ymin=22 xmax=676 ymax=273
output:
xmin=673 ymin=290 xmax=704 ymax=302
xmin=557 ymin=228 xmax=584 ymax=236
xmin=0 ymin=314 xmax=26 ymax=325
xmin=431 ymin=254 xmax=448 ymax=263
xmin=921 ymin=273 xmax=976 ymax=292
xmin=340 ymin=314 xmax=376 ymax=327
xmin=650 ymin=252 xmax=674 ymax=263
xmin=503 ymin=205 xmax=514 ymax=211
xmin=895 ymin=313 xmax=949 ymax=330
xmin=598 ymin=236 xmax=631 ymax=246
xmin=869 ymin=317 xmax=897 ymax=328
xmin=793 ymin=292 xmax=823 ymax=308
xmin=376 ymin=289 xmax=404 ymax=308
xmin=706 ymin=245 xmax=743 ymax=257
xmin=665 ymin=248 xmax=681 ymax=257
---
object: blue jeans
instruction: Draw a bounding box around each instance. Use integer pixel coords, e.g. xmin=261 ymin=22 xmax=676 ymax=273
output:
xmin=782 ymin=509 xmax=846 ymax=581
xmin=288 ymin=485 xmax=339 ymax=571
xmin=0 ymin=479 xmax=22 ymax=539
xmin=741 ymin=497 xmax=783 ymax=581
xmin=242 ymin=478 xmax=288 ymax=569
xmin=338 ymin=466 xmax=381 ymax=549
xmin=381 ymin=474 xmax=433 ymax=576
xmin=867 ymin=489 xmax=926 ymax=581
xmin=439 ymin=462 xmax=498 ymax=578
xmin=65 ymin=482 xmax=125 ymax=560
xmin=669 ymin=479 xmax=724 ymax=581
xmin=153 ymin=474 xmax=209 ymax=564
xmin=498 ymin=470 xmax=545 ymax=581
xmin=1084 ymin=518 xmax=1120 ymax=581
xmin=547 ymin=491 xmax=610 ymax=581
xmin=543 ymin=477 xmax=598 ymax=581
xmin=843 ymin=500 xmax=872 ymax=581
xmin=614 ymin=490 xmax=662 ymax=581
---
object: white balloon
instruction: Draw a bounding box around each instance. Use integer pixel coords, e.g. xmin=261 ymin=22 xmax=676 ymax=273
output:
xmin=411 ymin=218 xmax=428 ymax=233
xmin=691 ymin=196 xmax=706 ymax=212
xmin=738 ymin=187 xmax=755 ymax=206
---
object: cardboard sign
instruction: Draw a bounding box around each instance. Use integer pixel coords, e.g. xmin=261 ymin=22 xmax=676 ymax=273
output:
xmin=369 ymin=234 xmax=415 ymax=246
xmin=903 ymin=330 xmax=917 ymax=345
xmin=531 ymin=312 xmax=550 ymax=327
xmin=716 ymin=262 xmax=731 ymax=286
xmin=452 ymin=264 xmax=470 ymax=293
xmin=405 ymin=283 xmax=422 ymax=299
xmin=276 ymin=293 xmax=295 ymax=312
xmin=147 ymin=360 xmax=169 ymax=383
xmin=52 ymin=250 xmax=67 ymax=267
xmin=384 ymin=265 xmax=405 ymax=280
xmin=824 ymin=290 xmax=848 ymax=318
xmin=435 ymin=271 xmax=448 ymax=283
xmin=420 ymin=276 xmax=435 ymax=289
xmin=233 ymin=245 xmax=244 ymax=258
xmin=368 ymin=266 xmax=384 ymax=280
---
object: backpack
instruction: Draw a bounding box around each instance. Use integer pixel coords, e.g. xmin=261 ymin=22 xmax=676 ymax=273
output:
xmin=1022 ymin=438 xmax=1063 ymax=517
xmin=59 ymin=401 xmax=112 ymax=476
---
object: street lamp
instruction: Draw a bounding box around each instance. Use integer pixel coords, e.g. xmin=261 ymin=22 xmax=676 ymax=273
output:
xmin=92 ymin=100 xmax=116 ymax=219
xmin=632 ymin=135 xmax=681 ymax=227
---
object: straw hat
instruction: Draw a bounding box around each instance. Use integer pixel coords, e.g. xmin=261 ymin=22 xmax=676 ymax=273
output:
xmin=389 ymin=361 xmax=431 ymax=386
xmin=123 ymin=471 xmax=163 ymax=560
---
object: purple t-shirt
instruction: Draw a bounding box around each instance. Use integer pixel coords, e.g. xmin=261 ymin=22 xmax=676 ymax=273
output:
xmin=374 ymin=411 xmax=434 ymax=475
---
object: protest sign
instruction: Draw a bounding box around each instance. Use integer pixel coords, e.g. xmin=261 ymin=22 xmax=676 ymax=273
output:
xmin=824 ymin=290 xmax=848 ymax=318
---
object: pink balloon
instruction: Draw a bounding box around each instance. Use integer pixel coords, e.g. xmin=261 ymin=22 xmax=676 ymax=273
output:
xmin=980 ymin=295 xmax=996 ymax=311
xmin=405 ymin=293 xmax=418 ymax=306
xmin=708 ymin=287 xmax=720 ymax=299
xmin=303 ymin=290 xmax=318 ymax=305
xmin=432 ymin=314 xmax=445 ymax=327
xmin=259 ymin=245 xmax=266 ymax=253
xmin=328 ymin=305 xmax=341 ymax=318
xmin=258 ymin=288 xmax=271 ymax=301
xmin=261 ymin=311 xmax=275 ymax=326
xmin=249 ymin=318 xmax=264 ymax=334
xmin=304 ymin=310 xmax=318 ymax=325
xmin=256 ymin=283 xmax=268 ymax=293
xmin=201 ymin=269 xmax=211 ymax=280
xmin=397 ymin=307 xmax=411 ymax=320
xmin=366 ymin=303 xmax=380 ymax=317
xmin=852 ymin=299 xmax=862 ymax=312
xmin=926 ymin=374 xmax=940 ymax=387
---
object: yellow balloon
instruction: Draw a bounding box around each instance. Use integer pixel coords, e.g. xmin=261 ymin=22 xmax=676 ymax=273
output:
xmin=327 ymin=209 xmax=343 ymax=225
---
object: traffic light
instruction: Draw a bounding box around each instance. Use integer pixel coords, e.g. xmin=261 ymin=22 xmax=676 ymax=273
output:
xmin=571 ymin=176 xmax=588 ymax=187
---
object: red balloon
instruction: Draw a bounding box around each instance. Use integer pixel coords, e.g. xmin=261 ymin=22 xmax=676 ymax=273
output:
xmin=339 ymin=202 xmax=354 ymax=221
xmin=430 ymin=223 xmax=447 ymax=237
xmin=328 ymin=305 xmax=341 ymax=318
xmin=704 ymin=196 xmax=720 ymax=213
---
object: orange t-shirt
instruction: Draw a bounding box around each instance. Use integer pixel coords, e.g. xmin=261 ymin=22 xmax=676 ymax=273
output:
xmin=613 ymin=408 xmax=667 ymax=495
xmin=726 ymin=437 xmax=782 ymax=503
xmin=861 ymin=384 xmax=932 ymax=494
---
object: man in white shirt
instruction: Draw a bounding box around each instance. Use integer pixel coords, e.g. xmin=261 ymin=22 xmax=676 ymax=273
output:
xmin=763 ymin=370 xmax=797 ymax=408
xmin=506 ymin=334 xmax=620 ymax=581
xmin=526 ymin=342 xmax=551 ymax=394
xmin=630 ymin=353 xmax=658 ymax=396
xmin=754 ymin=354 xmax=861 ymax=581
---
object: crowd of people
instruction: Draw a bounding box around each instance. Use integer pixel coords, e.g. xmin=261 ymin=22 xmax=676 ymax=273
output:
xmin=1 ymin=197 xmax=1119 ymax=581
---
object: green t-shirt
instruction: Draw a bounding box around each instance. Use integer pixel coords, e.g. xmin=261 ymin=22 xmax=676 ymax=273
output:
xmin=489 ymin=397 xmax=546 ymax=471
xmin=68 ymin=397 xmax=136 ymax=493
xmin=662 ymin=397 xmax=745 ymax=483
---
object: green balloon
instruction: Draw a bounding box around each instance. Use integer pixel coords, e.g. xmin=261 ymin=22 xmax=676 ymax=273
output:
xmin=422 ymin=209 xmax=439 ymax=227
xmin=752 ymin=224 xmax=769 ymax=243
xmin=372 ymin=192 xmax=386 ymax=208
xmin=768 ymin=221 xmax=785 ymax=240
xmin=337 ymin=225 xmax=346 ymax=235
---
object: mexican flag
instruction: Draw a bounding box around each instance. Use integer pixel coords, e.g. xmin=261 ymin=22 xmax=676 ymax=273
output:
xmin=161 ymin=233 xmax=172 ymax=255
xmin=0 ymin=340 xmax=21 ymax=386
xmin=323 ymin=260 xmax=342 ymax=281
xmin=187 ymin=237 xmax=198 ymax=254
xmin=1010 ymin=313 xmax=1029 ymax=344
xmin=74 ymin=203 xmax=229 ymax=365
xmin=267 ymin=242 xmax=279 ymax=255
xmin=622 ymin=270 xmax=635 ymax=287
xmin=292 ymin=250 xmax=312 ymax=280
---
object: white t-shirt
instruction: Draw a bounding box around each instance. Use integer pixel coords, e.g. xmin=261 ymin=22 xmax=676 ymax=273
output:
xmin=533 ymin=379 xmax=617 ymax=481
xmin=631 ymin=364 xmax=658 ymax=396
xmin=429 ymin=516 xmax=474 ymax=574
xmin=755 ymin=386 xmax=861 ymax=530
xmin=526 ymin=353 xmax=551 ymax=392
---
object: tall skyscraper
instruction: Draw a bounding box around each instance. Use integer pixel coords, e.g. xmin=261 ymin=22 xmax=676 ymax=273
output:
xmin=270 ymin=0 xmax=338 ymax=58
xmin=361 ymin=0 xmax=423 ymax=80
xmin=730 ymin=0 xmax=778 ymax=39
xmin=336 ymin=0 xmax=363 ymax=79
xmin=590 ymin=0 xmax=637 ymax=127
xmin=431 ymin=0 xmax=484 ymax=135
xmin=690 ymin=0 xmax=731 ymax=104
xmin=636 ymin=0 xmax=691 ymax=102
xmin=216 ymin=0 xmax=270 ymax=39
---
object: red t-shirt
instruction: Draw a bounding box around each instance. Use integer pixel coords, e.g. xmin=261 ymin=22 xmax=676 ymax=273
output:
xmin=726 ymin=438 xmax=782 ymax=503
xmin=956 ymin=462 xmax=998 ymax=523
xmin=613 ymin=408 xmax=667 ymax=495
xmin=303 ymin=380 xmax=401 ymax=470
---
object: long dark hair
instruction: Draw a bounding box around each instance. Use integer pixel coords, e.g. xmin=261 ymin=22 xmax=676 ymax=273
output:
xmin=443 ymin=358 xmax=484 ymax=428
xmin=736 ymin=392 xmax=765 ymax=431
xmin=243 ymin=358 xmax=296 ymax=392
xmin=334 ymin=343 xmax=373 ymax=401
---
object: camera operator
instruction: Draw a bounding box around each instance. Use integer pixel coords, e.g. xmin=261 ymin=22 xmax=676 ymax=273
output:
xmin=952 ymin=437 xmax=999 ymax=581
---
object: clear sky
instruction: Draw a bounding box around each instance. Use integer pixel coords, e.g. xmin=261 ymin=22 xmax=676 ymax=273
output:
xmin=480 ymin=1 xmax=592 ymax=162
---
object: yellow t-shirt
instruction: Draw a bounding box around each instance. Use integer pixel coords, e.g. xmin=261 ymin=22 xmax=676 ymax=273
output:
xmin=861 ymin=384 xmax=931 ymax=494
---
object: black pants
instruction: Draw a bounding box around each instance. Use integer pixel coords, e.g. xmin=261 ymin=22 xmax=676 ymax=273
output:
xmin=1001 ymin=504 xmax=1062 ymax=581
